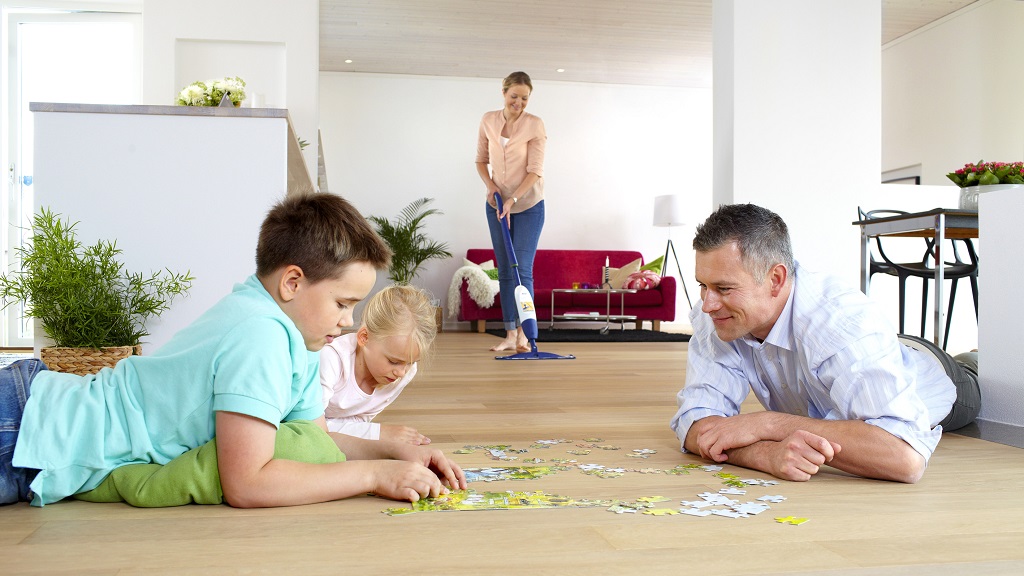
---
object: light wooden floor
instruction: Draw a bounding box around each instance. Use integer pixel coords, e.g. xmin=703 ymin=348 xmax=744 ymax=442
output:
xmin=4 ymin=332 xmax=1024 ymax=575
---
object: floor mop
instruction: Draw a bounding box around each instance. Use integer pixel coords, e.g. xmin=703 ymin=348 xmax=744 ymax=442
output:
xmin=492 ymin=193 xmax=575 ymax=361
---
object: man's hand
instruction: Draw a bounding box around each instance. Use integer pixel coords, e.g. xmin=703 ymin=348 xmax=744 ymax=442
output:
xmin=380 ymin=424 xmax=431 ymax=445
xmin=693 ymin=412 xmax=777 ymax=461
xmin=753 ymin=430 xmax=842 ymax=481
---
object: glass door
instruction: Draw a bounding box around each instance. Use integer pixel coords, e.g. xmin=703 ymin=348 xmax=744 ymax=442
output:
xmin=2 ymin=9 xmax=141 ymax=346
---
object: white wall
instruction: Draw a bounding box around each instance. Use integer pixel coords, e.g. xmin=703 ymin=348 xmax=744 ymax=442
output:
xmin=714 ymin=0 xmax=881 ymax=286
xmin=709 ymin=0 xmax=976 ymax=355
xmin=318 ymin=72 xmax=712 ymax=328
xmin=32 ymin=107 xmax=290 ymax=354
xmin=881 ymin=0 xmax=1023 ymax=424
xmin=978 ymin=188 xmax=1023 ymax=425
xmin=883 ymin=0 xmax=1024 ymax=185
xmin=141 ymin=0 xmax=319 ymax=183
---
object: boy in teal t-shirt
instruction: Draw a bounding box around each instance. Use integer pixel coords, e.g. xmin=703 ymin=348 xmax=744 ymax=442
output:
xmin=1 ymin=193 xmax=465 ymax=507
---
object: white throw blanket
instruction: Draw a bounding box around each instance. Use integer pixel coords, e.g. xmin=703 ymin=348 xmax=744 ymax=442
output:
xmin=447 ymin=265 xmax=499 ymax=318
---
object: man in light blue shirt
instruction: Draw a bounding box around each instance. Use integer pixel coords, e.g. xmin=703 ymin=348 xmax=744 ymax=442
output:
xmin=671 ymin=204 xmax=979 ymax=484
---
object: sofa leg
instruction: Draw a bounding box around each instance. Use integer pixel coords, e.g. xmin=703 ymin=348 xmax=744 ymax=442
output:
xmin=652 ymin=320 xmax=661 ymax=332
xmin=476 ymin=320 xmax=486 ymax=333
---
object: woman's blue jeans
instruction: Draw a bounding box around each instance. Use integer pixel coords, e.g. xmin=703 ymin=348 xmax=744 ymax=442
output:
xmin=0 ymin=359 xmax=46 ymax=504
xmin=485 ymin=200 xmax=545 ymax=330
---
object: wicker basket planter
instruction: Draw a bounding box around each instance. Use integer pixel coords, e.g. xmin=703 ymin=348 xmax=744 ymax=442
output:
xmin=40 ymin=345 xmax=142 ymax=376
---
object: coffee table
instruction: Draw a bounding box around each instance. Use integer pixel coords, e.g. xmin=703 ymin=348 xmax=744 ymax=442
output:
xmin=549 ymin=288 xmax=637 ymax=332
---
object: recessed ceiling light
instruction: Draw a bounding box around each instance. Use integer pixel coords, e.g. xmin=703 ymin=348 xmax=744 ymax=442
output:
xmin=345 ymin=59 xmax=353 ymax=64
xmin=556 ymin=68 xmax=565 ymax=73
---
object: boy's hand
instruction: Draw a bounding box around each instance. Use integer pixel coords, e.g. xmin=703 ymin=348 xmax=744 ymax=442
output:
xmin=380 ymin=424 xmax=431 ymax=445
xmin=367 ymin=460 xmax=448 ymax=502
xmin=389 ymin=444 xmax=467 ymax=491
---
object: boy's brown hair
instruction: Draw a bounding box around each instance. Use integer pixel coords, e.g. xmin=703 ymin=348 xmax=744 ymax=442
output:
xmin=256 ymin=193 xmax=391 ymax=282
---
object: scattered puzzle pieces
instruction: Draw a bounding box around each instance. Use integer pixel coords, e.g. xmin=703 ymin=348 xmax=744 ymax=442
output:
xmin=733 ymin=502 xmax=771 ymax=515
xmin=642 ymin=508 xmax=679 ymax=516
xmin=679 ymin=507 xmax=714 ymax=517
xmin=775 ymin=516 xmax=809 ymax=526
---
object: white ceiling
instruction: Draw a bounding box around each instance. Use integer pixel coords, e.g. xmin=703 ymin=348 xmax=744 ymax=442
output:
xmin=319 ymin=0 xmax=980 ymax=88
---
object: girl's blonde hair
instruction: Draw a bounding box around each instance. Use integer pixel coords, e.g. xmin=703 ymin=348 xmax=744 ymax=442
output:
xmin=362 ymin=285 xmax=437 ymax=357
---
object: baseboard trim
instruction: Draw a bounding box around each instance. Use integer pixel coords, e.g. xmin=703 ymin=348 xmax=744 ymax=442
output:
xmin=951 ymin=418 xmax=1024 ymax=449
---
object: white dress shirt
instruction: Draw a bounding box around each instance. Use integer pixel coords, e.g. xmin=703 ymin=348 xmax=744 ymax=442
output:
xmin=671 ymin=262 xmax=956 ymax=462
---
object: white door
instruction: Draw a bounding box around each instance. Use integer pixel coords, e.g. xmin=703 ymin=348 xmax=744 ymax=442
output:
xmin=2 ymin=10 xmax=141 ymax=346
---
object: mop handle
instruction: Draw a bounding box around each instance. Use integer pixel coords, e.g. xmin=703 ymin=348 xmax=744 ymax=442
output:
xmin=493 ymin=193 xmax=523 ymax=285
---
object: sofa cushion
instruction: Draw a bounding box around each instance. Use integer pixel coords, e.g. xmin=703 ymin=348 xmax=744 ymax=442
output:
xmin=603 ymin=258 xmax=642 ymax=289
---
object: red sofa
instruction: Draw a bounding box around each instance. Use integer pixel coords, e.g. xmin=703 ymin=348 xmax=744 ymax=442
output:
xmin=458 ymin=249 xmax=677 ymax=332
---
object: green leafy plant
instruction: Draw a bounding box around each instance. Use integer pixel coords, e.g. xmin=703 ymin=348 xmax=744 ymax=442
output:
xmin=0 ymin=208 xmax=194 ymax=348
xmin=946 ymin=160 xmax=1024 ymax=187
xmin=368 ymin=197 xmax=452 ymax=285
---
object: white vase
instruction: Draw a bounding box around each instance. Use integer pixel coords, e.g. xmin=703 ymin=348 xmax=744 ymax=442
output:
xmin=959 ymin=184 xmax=1024 ymax=210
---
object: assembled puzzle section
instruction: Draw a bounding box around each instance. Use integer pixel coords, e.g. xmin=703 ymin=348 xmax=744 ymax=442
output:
xmin=384 ymin=437 xmax=809 ymax=525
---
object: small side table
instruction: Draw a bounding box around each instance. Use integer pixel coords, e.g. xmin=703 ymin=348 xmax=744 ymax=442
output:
xmin=550 ymin=288 xmax=638 ymax=332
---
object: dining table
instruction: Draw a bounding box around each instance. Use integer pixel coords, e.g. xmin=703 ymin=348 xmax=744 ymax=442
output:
xmin=852 ymin=207 xmax=978 ymax=347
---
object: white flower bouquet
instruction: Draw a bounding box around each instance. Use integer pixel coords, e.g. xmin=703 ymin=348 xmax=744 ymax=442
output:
xmin=176 ymin=76 xmax=247 ymax=107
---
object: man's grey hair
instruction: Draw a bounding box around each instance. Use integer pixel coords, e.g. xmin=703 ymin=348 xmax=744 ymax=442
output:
xmin=692 ymin=203 xmax=794 ymax=283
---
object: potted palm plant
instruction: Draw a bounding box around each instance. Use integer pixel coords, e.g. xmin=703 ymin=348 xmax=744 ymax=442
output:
xmin=368 ymin=197 xmax=452 ymax=331
xmin=368 ymin=197 xmax=452 ymax=285
xmin=0 ymin=208 xmax=193 ymax=375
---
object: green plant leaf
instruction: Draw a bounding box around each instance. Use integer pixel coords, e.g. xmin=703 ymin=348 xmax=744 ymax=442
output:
xmin=978 ymin=171 xmax=1000 ymax=186
xmin=0 ymin=208 xmax=194 ymax=348
xmin=369 ymin=197 xmax=452 ymax=285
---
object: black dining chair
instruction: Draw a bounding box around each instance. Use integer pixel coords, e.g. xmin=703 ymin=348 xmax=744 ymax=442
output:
xmin=858 ymin=207 xmax=979 ymax=350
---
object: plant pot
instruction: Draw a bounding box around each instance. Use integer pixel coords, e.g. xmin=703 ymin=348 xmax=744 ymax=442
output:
xmin=959 ymin=184 xmax=1024 ymax=210
xmin=40 ymin=345 xmax=141 ymax=376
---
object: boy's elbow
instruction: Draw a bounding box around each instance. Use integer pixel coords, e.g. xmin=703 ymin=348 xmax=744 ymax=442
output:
xmin=221 ymin=481 xmax=270 ymax=508
xmin=222 ymin=487 xmax=259 ymax=508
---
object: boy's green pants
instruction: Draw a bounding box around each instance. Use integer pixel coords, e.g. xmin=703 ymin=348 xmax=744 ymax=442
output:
xmin=74 ymin=420 xmax=344 ymax=507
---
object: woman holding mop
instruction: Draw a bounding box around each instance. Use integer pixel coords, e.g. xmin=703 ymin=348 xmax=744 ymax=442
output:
xmin=474 ymin=71 xmax=547 ymax=353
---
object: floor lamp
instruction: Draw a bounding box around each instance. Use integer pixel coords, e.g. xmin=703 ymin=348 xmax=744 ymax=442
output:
xmin=653 ymin=194 xmax=693 ymax=308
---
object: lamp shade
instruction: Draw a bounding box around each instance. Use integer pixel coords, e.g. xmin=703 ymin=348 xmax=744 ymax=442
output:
xmin=653 ymin=194 xmax=685 ymax=227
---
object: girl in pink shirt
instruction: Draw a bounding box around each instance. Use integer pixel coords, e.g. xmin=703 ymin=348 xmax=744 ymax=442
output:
xmin=319 ymin=285 xmax=437 ymax=445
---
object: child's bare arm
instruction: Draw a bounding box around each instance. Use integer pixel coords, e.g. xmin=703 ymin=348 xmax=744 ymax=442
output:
xmin=329 ymin=431 xmax=466 ymax=491
xmin=215 ymin=411 xmax=447 ymax=507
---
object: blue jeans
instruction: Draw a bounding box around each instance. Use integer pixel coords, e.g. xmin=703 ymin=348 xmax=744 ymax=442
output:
xmin=0 ymin=359 xmax=46 ymax=504
xmin=485 ymin=200 xmax=545 ymax=330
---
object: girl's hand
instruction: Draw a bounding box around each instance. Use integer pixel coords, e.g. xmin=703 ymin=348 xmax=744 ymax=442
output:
xmin=380 ymin=424 xmax=431 ymax=445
